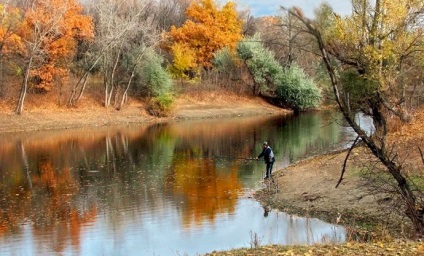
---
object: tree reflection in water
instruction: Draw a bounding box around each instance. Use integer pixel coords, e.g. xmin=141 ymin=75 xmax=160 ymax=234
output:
xmin=0 ymin=111 xmax=349 ymax=255
xmin=166 ymin=153 xmax=241 ymax=228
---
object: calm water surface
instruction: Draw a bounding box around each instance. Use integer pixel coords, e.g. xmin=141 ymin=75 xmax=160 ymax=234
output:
xmin=0 ymin=111 xmax=353 ymax=255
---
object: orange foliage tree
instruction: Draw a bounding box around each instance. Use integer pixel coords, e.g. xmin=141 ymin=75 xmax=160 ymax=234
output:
xmin=0 ymin=4 xmax=24 ymax=60
xmin=167 ymin=0 xmax=243 ymax=76
xmin=15 ymin=0 xmax=93 ymax=114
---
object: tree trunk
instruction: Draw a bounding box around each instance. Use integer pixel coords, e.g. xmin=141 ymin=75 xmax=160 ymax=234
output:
xmin=16 ymin=80 xmax=27 ymax=115
xmin=288 ymin=8 xmax=424 ymax=235
xmin=75 ymin=73 xmax=90 ymax=103
xmin=68 ymin=40 xmax=116 ymax=107
xmin=117 ymin=70 xmax=135 ymax=110
xmin=105 ymin=48 xmax=121 ymax=108
xmin=69 ymin=72 xmax=89 ymax=107
xmin=16 ymin=56 xmax=34 ymax=115
xmin=104 ymin=79 xmax=112 ymax=107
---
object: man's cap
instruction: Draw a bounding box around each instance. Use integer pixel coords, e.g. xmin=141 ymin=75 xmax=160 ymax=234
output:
xmin=263 ymin=141 xmax=268 ymax=145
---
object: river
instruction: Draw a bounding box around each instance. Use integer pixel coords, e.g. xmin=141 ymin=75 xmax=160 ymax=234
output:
xmin=0 ymin=111 xmax=354 ymax=255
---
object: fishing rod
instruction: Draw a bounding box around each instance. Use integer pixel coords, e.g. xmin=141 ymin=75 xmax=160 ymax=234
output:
xmin=213 ymin=156 xmax=284 ymax=165
xmin=213 ymin=156 xmax=257 ymax=160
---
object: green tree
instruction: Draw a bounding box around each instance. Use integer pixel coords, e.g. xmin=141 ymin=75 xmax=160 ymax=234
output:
xmin=237 ymin=34 xmax=321 ymax=110
xmin=212 ymin=47 xmax=240 ymax=82
xmin=276 ymin=65 xmax=321 ymax=110
xmin=136 ymin=48 xmax=172 ymax=98
xmin=134 ymin=48 xmax=174 ymax=117
xmin=237 ymin=34 xmax=282 ymax=95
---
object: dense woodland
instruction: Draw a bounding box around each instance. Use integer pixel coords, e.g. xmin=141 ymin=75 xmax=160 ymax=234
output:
xmin=0 ymin=0 xmax=326 ymax=115
xmin=0 ymin=0 xmax=421 ymax=114
xmin=1 ymin=0 xmax=424 ymax=237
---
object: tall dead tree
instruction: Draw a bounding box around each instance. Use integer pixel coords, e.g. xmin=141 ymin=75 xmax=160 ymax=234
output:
xmin=71 ymin=0 xmax=160 ymax=109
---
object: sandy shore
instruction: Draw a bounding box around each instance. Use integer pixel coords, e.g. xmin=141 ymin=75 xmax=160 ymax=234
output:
xmin=0 ymin=95 xmax=285 ymax=133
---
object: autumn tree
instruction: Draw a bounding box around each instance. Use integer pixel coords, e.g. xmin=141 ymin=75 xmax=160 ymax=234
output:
xmin=0 ymin=4 xmax=24 ymax=97
xmin=167 ymin=42 xmax=197 ymax=79
xmin=167 ymin=0 xmax=243 ymax=77
xmin=0 ymin=4 xmax=24 ymax=61
xmin=286 ymin=0 xmax=424 ymax=234
xmin=15 ymin=0 xmax=93 ymax=114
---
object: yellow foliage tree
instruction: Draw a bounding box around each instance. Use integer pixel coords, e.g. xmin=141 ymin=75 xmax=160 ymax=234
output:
xmin=168 ymin=42 xmax=197 ymax=79
xmin=324 ymin=0 xmax=424 ymax=97
xmin=168 ymin=0 xmax=243 ymax=72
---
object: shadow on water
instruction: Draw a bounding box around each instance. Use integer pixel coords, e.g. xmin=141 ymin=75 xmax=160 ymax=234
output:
xmin=0 ymin=111 xmax=351 ymax=255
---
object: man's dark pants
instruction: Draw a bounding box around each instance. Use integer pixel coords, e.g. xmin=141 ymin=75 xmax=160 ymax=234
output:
xmin=265 ymin=162 xmax=274 ymax=179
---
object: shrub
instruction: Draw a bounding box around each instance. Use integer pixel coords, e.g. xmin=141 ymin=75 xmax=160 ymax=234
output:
xmin=237 ymin=35 xmax=321 ymax=110
xmin=276 ymin=65 xmax=321 ymax=110
xmin=146 ymin=93 xmax=174 ymax=117
xmin=213 ymin=47 xmax=239 ymax=76
xmin=129 ymin=47 xmax=173 ymax=98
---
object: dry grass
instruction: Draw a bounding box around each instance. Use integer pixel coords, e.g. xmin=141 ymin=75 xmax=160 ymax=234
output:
xmin=205 ymin=241 xmax=424 ymax=255
xmin=387 ymin=107 xmax=424 ymax=174
xmin=175 ymin=88 xmax=256 ymax=102
xmin=0 ymin=84 xmax=286 ymax=133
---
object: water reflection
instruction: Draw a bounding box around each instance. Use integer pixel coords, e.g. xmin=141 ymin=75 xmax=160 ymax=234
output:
xmin=166 ymin=156 xmax=241 ymax=228
xmin=0 ymin=111 xmax=350 ymax=255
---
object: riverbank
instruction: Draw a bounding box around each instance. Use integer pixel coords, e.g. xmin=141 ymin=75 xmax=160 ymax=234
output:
xmin=206 ymin=107 xmax=424 ymax=255
xmin=255 ymin=148 xmax=405 ymax=239
xmin=253 ymin=108 xmax=424 ymax=240
xmin=0 ymin=92 xmax=286 ymax=133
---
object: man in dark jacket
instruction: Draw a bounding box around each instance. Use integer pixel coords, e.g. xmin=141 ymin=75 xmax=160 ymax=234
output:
xmin=256 ymin=141 xmax=275 ymax=179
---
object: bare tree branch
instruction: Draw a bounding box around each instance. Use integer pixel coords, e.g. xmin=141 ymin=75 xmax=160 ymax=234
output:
xmin=336 ymin=135 xmax=360 ymax=188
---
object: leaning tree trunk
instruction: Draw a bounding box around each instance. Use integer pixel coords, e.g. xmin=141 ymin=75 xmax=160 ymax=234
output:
xmin=321 ymin=39 xmax=424 ymax=235
xmin=68 ymin=50 xmax=108 ymax=107
xmin=288 ymin=8 xmax=424 ymax=235
xmin=116 ymin=69 xmax=135 ymax=110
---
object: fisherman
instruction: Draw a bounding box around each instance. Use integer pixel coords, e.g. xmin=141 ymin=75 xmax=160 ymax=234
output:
xmin=256 ymin=141 xmax=275 ymax=179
